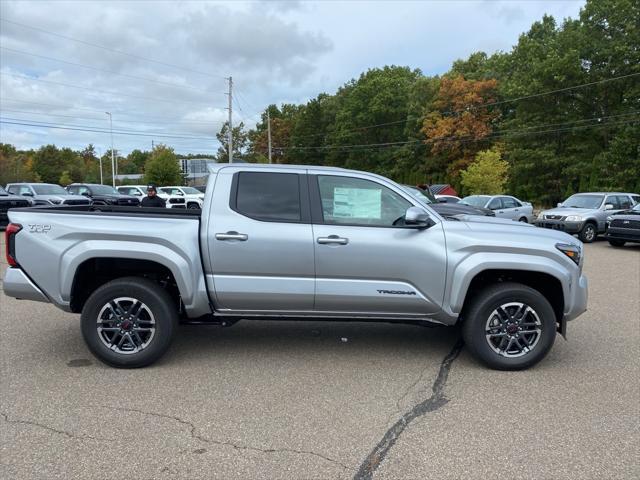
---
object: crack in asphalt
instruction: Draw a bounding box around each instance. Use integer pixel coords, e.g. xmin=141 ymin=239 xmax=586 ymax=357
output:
xmin=92 ymin=404 xmax=350 ymax=472
xmin=353 ymin=339 xmax=464 ymax=480
xmin=1 ymin=411 xmax=109 ymax=441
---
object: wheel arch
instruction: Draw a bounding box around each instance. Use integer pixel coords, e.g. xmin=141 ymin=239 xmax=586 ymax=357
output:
xmin=448 ymin=254 xmax=569 ymax=322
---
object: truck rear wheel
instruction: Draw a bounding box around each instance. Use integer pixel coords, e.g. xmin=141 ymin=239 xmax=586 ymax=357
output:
xmin=80 ymin=277 xmax=178 ymax=368
xmin=462 ymin=282 xmax=556 ymax=370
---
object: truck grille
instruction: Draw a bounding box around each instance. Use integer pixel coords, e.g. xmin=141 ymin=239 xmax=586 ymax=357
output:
xmin=169 ymin=198 xmax=185 ymax=204
xmin=117 ymin=198 xmax=140 ymax=206
xmin=545 ymin=214 xmax=565 ymax=220
xmin=63 ymin=199 xmax=91 ymax=206
xmin=611 ymin=218 xmax=640 ymax=229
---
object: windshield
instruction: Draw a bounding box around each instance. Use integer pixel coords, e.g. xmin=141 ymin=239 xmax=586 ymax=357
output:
xmin=0 ymin=186 xmax=8 ymax=195
xmin=91 ymin=185 xmax=119 ymax=195
xmin=181 ymin=187 xmax=201 ymax=195
xmin=401 ymin=185 xmax=433 ymax=204
xmin=460 ymin=196 xmax=489 ymax=208
xmin=562 ymin=194 xmax=604 ymax=209
xmin=32 ymin=184 xmax=69 ymax=195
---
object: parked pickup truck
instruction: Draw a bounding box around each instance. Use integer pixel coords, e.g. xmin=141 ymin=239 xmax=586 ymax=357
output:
xmin=3 ymin=164 xmax=588 ymax=370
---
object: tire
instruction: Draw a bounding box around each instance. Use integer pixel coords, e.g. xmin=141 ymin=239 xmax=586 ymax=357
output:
xmin=187 ymin=202 xmax=200 ymax=210
xmin=81 ymin=277 xmax=178 ymax=368
xmin=579 ymin=222 xmax=597 ymax=243
xmin=461 ymin=282 xmax=556 ymax=371
xmin=518 ymin=217 xmax=528 ymax=223
xmin=608 ymin=239 xmax=626 ymax=247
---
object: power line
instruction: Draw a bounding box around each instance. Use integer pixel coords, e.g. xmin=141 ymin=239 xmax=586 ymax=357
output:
xmin=0 ymin=99 xmax=226 ymax=123
xmin=287 ymin=72 xmax=640 ymax=141
xmin=0 ymin=72 xmax=225 ymax=107
xmin=274 ymin=116 xmax=639 ymax=152
xmin=0 ymin=46 xmax=221 ymax=95
xmin=0 ymin=17 xmax=227 ymax=80
xmin=0 ymin=119 xmax=222 ymax=140
xmin=0 ymin=107 xmax=226 ymax=126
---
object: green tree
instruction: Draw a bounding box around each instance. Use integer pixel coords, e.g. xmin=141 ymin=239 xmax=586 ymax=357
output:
xmin=59 ymin=170 xmax=73 ymax=186
xmin=143 ymin=145 xmax=183 ymax=185
xmin=215 ymin=121 xmax=249 ymax=163
xmin=32 ymin=145 xmax=65 ymax=184
xmin=460 ymin=147 xmax=510 ymax=195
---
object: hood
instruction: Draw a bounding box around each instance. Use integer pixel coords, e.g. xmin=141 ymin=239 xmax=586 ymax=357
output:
xmin=97 ymin=193 xmax=136 ymax=200
xmin=432 ymin=203 xmax=493 ymax=217
xmin=34 ymin=194 xmax=88 ymax=203
xmin=461 ymin=215 xmax=579 ymax=244
xmin=540 ymin=207 xmax=600 ymax=217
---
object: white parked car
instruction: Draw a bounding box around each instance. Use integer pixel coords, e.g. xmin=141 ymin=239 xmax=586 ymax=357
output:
xmin=460 ymin=195 xmax=535 ymax=222
xmin=159 ymin=186 xmax=205 ymax=209
xmin=435 ymin=194 xmax=461 ymax=203
xmin=116 ymin=185 xmax=186 ymax=209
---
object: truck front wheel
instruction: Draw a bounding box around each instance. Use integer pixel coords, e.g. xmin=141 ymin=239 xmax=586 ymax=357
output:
xmin=80 ymin=277 xmax=178 ymax=368
xmin=462 ymin=282 xmax=556 ymax=370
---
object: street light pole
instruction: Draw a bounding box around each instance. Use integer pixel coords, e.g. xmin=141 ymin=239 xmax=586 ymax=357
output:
xmin=105 ymin=112 xmax=115 ymax=186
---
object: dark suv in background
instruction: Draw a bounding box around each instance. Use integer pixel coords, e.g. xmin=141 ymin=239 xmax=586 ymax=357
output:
xmin=66 ymin=184 xmax=140 ymax=206
xmin=0 ymin=186 xmax=32 ymax=229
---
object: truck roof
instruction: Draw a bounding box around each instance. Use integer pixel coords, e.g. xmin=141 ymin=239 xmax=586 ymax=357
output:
xmin=207 ymin=163 xmax=351 ymax=174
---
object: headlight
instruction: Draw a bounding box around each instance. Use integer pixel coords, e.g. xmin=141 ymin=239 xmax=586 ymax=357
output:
xmin=556 ymin=243 xmax=581 ymax=265
xmin=537 ymin=212 xmax=544 ymax=220
xmin=606 ymin=216 xmax=613 ymax=222
xmin=565 ymin=215 xmax=582 ymax=222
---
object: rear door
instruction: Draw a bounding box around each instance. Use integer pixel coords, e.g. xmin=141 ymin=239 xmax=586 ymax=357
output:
xmin=309 ymin=173 xmax=447 ymax=316
xmin=206 ymin=169 xmax=315 ymax=312
xmin=501 ymin=196 xmax=522 ymax=220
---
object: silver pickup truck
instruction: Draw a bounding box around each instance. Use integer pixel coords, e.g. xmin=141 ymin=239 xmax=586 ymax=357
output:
xmin=3 ymin=164 xmax=588 ymax=370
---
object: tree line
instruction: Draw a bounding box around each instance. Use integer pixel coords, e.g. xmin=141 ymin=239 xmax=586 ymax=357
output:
xmin=0 ymin=143 xmax=188 ymax=187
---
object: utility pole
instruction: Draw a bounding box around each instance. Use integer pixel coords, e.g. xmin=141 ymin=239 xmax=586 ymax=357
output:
xmin=267 ymin=109 xmax=272 ymax=164
xmin=227 ymin=76 xmax=233 ymax=163
xmin=105 ymin=112 xmax=115 ymax=186
xmin=151 ymin=139 xmax=154 ymax=150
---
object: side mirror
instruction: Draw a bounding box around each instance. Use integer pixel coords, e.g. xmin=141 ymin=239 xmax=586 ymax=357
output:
xmin=557 ymin=203 xmax=563 ymax=208
xmin=404 ymin=206 xmax=432 ymax=228
xmin=604 ymin=204 xmax=614 ymax=210
xmin=22 ymin=192 xmax=34 ymax=197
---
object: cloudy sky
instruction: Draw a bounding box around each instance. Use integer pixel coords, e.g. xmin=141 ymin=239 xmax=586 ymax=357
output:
xmin=0 ymin=0 xmax=585 ymax=156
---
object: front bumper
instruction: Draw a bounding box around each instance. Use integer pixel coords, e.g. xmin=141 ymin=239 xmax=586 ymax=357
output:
xmin=535 ymin=219 xmax=584 ymax=233
xmin=563 ymin=273 xmax=588 ymax=322
xmin=3 ymin=267 xmax=50 ymax=303
xmin=605 ymin=227 xmax=640 ymax=243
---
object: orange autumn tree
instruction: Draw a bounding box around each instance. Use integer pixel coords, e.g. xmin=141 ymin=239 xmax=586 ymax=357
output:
xmin=422 ymin=75 xmax=499 ymax=178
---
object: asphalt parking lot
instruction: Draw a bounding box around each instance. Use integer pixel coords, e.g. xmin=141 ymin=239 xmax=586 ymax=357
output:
xmin=1 ymin=238 xmax=638 ymax=480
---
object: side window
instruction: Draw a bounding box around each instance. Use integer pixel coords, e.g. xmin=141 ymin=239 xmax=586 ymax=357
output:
xmin=68 ymin=186 xmax=79 ymax=194
xmin=487 ymin=197 xmax=502 ymax=210
xmin=632 ymin=195 xmax=640 ymax=205
xmin=19 ymin=185 xmax=32 ymax=195
xmin=617 ymin=195 xmax=632 ymax=210
xmin=605 ymin=196 xmax=619 ymax=209
xmin=502 ymin=197 xmax=518 ymax=208
xmin=317 ymin=175 xmax=411 ymax=227
xmin=233 ymin=172 xmax=301 ymax=222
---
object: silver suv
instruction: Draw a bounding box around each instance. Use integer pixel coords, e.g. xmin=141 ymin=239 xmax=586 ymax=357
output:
xmin=536 ymin=192 xmax=639 ymax=243
xmin=6 ymin=183 xmax=92 ymax=206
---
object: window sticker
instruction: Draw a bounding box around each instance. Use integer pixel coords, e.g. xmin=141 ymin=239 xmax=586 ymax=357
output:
xmin=333 ymin=187 xmax=382 ymax=219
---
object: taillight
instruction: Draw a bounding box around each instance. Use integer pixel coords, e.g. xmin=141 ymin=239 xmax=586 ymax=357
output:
xmin=5 ymin=223 xmax=22 ymax=267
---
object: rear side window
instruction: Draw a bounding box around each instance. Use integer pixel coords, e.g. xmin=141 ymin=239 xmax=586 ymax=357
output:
xmin=233 ymin=172 xmax=301 ymax=222
xmin=502 ymin=197 xmax=519 ymax=208
xmin=616 ymin=195 xmax=632 ymax=209
xmin=488 ymin=198 xmax=502 ymax=210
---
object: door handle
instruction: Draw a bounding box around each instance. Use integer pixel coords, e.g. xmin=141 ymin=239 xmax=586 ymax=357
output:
xmin=215 ymin=231 xmax=248 ymax=241
xmin=317 ymin=235 xmax=348 ymax=245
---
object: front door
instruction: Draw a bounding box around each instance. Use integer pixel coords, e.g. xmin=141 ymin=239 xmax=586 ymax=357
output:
xmin=310 ymin=173 xmax=447 ymax=317
xmin=207 ymin=169 xmax=315 ymax=312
